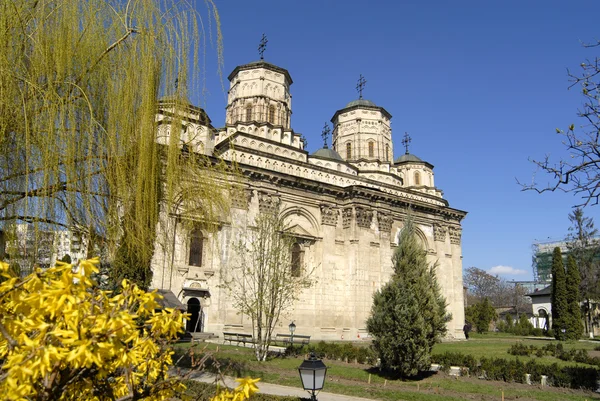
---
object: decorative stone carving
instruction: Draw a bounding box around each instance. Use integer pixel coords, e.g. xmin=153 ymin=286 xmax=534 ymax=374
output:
xmin=320 ymin=204 xmax=339 ymax=226
xmin=433 ymin=224 xmax=447 ymax=242
xmin=231 ymin=188 xmax=253 ymax=210
xmin=355 ymin=207 xmax=373 ymax=229
xmin=377 ymin=212 xmax=393 ymax=234
xmin=342 ymin=208 xmax=353 ymax=229
xmin=449 ymin=226 xmax=462 ymax=245
xmin=176 ymin=264 xmax=189 ymax=275
xmin=258 ymin=191 xmax=280 ymax=214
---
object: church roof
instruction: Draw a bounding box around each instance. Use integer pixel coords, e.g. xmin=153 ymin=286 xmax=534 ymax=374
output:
xmin=331 ymin=99 xmax=392 ymax=122
xmin=394 ymin=153 xmax=423 ymax=163
xmin=345 ymin=98 xmax=377 ymax=108
xmin=228 ymin=60 xmax=293 ymax=84
xmin=526 ymin=285 xmax=552 ymax=297
xmin=311 ymin=147 xmax=344 ymax=161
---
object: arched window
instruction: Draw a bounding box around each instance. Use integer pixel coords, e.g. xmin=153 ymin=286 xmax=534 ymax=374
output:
xmin=385 ymin=144 xmax=390 ymax=162
xmin=346 ymin=142 xmax=352 ymax=159
xmin=414 ymin=171 xmax=421 ymax=186
xmin=291 ymin=243 xmax=303 ymax=277
xmin=269 ymin=105 xmax=275 ymax=123
xmin=245 ymin=105 xmax=253 ymax=121
xmin=368 ymin=141 xmax=374 ymax=157
xmin=188 ymin=228 xmax=203 ymax=267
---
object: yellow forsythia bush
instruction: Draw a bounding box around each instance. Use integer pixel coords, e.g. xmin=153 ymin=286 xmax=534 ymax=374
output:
xmin=0 ymin=258 xmax=261 ymax=401
xmin=211 ymin=377 xmax=261 ymax=401
xmin=0 ymin=258 xmax=188 ymax=400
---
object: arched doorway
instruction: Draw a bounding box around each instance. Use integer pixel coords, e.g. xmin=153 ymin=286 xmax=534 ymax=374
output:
xmin=186 ymin=298 xmax=203 ymax=332
xmin=538 ymin=309 xmax=548 ymax=330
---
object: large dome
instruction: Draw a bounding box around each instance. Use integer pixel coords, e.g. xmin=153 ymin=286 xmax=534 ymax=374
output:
xmin=345 ymin=99 xmax=377 ymax=108
xmin=311 ymin=147 xmax=344 ymax=161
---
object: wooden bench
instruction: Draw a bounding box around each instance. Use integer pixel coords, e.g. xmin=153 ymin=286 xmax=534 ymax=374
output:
xmin=223 ymin=332 xmax=254 ymax=346
xmin=274 ymin=333 xmax=311 ymax=346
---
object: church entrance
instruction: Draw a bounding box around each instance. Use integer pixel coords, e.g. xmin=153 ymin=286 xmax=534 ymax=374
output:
xmin=186 ymin=297 xmax=203 ymax=332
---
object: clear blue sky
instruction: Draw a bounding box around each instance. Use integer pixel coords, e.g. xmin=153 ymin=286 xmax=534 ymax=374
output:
xmin=193 ymin=0 xmax=600 ymax=282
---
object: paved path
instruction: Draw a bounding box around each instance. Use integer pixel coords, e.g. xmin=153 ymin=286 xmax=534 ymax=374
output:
xmin=188 ymin=371 xmax=377 ymax=401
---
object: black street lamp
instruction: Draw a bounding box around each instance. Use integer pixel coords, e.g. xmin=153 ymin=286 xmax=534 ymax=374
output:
xmin=288 ymin=321 xmax=296 ymax=347
xmin=298 ymin=352 xmax=327 ymax=401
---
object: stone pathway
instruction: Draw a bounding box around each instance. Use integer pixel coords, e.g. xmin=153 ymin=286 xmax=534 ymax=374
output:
xmin=187 ymin=371 xmax=377 ymax=401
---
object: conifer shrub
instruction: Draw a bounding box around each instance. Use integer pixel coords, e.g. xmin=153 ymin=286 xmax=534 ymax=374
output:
xmin=367 ymin=216 xmax=450 ymax=377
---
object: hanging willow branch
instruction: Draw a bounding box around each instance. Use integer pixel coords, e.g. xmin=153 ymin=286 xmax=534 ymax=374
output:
xmin=0 ymin=0 xmax=229 ymax=277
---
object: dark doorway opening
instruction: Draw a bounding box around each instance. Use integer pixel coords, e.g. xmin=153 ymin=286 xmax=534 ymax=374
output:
xmin=186 ymin=297 xmax=203 ymax=332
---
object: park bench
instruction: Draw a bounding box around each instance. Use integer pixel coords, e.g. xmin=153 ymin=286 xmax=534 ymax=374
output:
xmin=223 ymin=332 xmax=255 ymax=346
xmin=274 ymin=333 xmax=311 ymax=346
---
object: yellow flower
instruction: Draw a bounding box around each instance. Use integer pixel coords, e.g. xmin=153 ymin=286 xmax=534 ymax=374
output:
xmin=234 ymin=377 xmax=261 ymax=399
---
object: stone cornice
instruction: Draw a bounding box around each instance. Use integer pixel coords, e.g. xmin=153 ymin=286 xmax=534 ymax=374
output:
xmin=214 ymin=130 xmax=306 ymax=156
xmin=330 ymin=103 xmax=392 ymax=122
xmin=228 ymin=61 xmax=293 ymax=84
xmin=237 ymin=164 xmax=466 ymax=222
xmin=218 ymin=138 xmax=452 ymax=207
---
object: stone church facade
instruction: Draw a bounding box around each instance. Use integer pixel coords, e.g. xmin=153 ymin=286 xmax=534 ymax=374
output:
xmin=150 ymin=59 xmax=468 ymax=340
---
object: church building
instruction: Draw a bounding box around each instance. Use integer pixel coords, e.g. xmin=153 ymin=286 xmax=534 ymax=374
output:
xmin=150 ymin=56 xmax=468 ymax=340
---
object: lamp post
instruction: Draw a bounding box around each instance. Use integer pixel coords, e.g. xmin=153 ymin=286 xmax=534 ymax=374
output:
xmin=298 ymin=352 xmax=327 ymax=401
xmin=288 ymin=321 xmax=296 ymax=348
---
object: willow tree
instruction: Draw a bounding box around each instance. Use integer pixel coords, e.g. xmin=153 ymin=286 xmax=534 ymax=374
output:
xmin=0 ymin=0 xmax=229 ymax=286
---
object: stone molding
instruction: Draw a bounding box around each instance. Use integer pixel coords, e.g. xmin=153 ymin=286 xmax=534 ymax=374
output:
xmin=258 ymin=191 xmax=280 ymax=214
xmin=449 ymin=226 xmax=462 ymax=245
xmin=355 ymin=207 xmax=373 ymax=229
xmin=231 ymin=188 xmax=253 ymax=210
xmin=377 ymin=212 xmax=393 ymax=234
xmin=342 ymin=208 xmax=353 ymax=228
xmin=320 ymin=204 xmax=339 ymax=226
xmin=433 ymin=223 xmax=447 ymax=242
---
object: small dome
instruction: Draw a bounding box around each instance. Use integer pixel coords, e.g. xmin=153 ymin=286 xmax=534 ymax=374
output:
xmin=345 ymin=99 xmax=377 ymax=108
xmin=311 ymin=147 xmax=344 ymax=161
xmin=394 ymin=153 xmax=423 ymax=164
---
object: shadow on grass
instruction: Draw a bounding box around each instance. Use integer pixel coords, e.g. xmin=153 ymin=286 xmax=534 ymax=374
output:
xmin=173 ymin=347 xmax=249 ymax=377
xmin=364 ymin=366 xmax=436 ymax=381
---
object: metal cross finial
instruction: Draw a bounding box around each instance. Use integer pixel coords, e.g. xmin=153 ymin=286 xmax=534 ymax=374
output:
xmin=356 ymin=74 xmax=367 ymax=99
xmin=258 ymin=34 xmax=268 ymax=60
xmin=402 ymin=132 xmax=412 ymax=154
xmin=321 ymin=123 xmax=331 ymax=149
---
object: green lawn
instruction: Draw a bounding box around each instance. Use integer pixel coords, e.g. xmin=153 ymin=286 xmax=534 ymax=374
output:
xmin=433 ymin=332 xmax=599 ymax=367
xmin=175 ymin=335 xmax=600 ymax=401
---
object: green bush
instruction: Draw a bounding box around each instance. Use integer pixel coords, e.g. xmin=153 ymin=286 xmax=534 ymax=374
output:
xmin=291 ymin=341 xmax=376 ymax=366
xmin=432 ymin=350 xmax=600 ymax=390
xmin=531 ymin=328 xmax=544 ymax=337
xmin=508 ymin=342 xmax=534 ymax=357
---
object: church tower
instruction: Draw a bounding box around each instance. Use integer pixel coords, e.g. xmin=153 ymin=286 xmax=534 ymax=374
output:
xmin=331 ymin=76 xmax=393 ymax=163
xmin=225 ymin=61 xmax=293 ymax=129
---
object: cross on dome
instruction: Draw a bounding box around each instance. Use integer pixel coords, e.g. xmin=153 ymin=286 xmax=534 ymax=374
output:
xmin=401 ymin=132 xmax=412 ymax=154
xmin=258 ymin=34 xmax=268 ymax=60
xmin=356 ymin=74 xmax=366 ymax=99
xmin=321 ymin=123 xmax=331 ymax=148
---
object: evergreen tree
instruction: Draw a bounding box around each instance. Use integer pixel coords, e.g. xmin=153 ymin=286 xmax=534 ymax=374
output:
xmin=514 ymin=313 xmax=534 ymax=336
xmin=565 ymin=254 xmax=584 ymax=340
xmin=366 ymin=215 xmax=450 ymax=377
xmin=466 ymin=298 xmax=496 ymax=333
xmin=567 ymin=207 xmax=600 ymax=337
xmin=551 ymin=247 xmax=569 ymax=340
